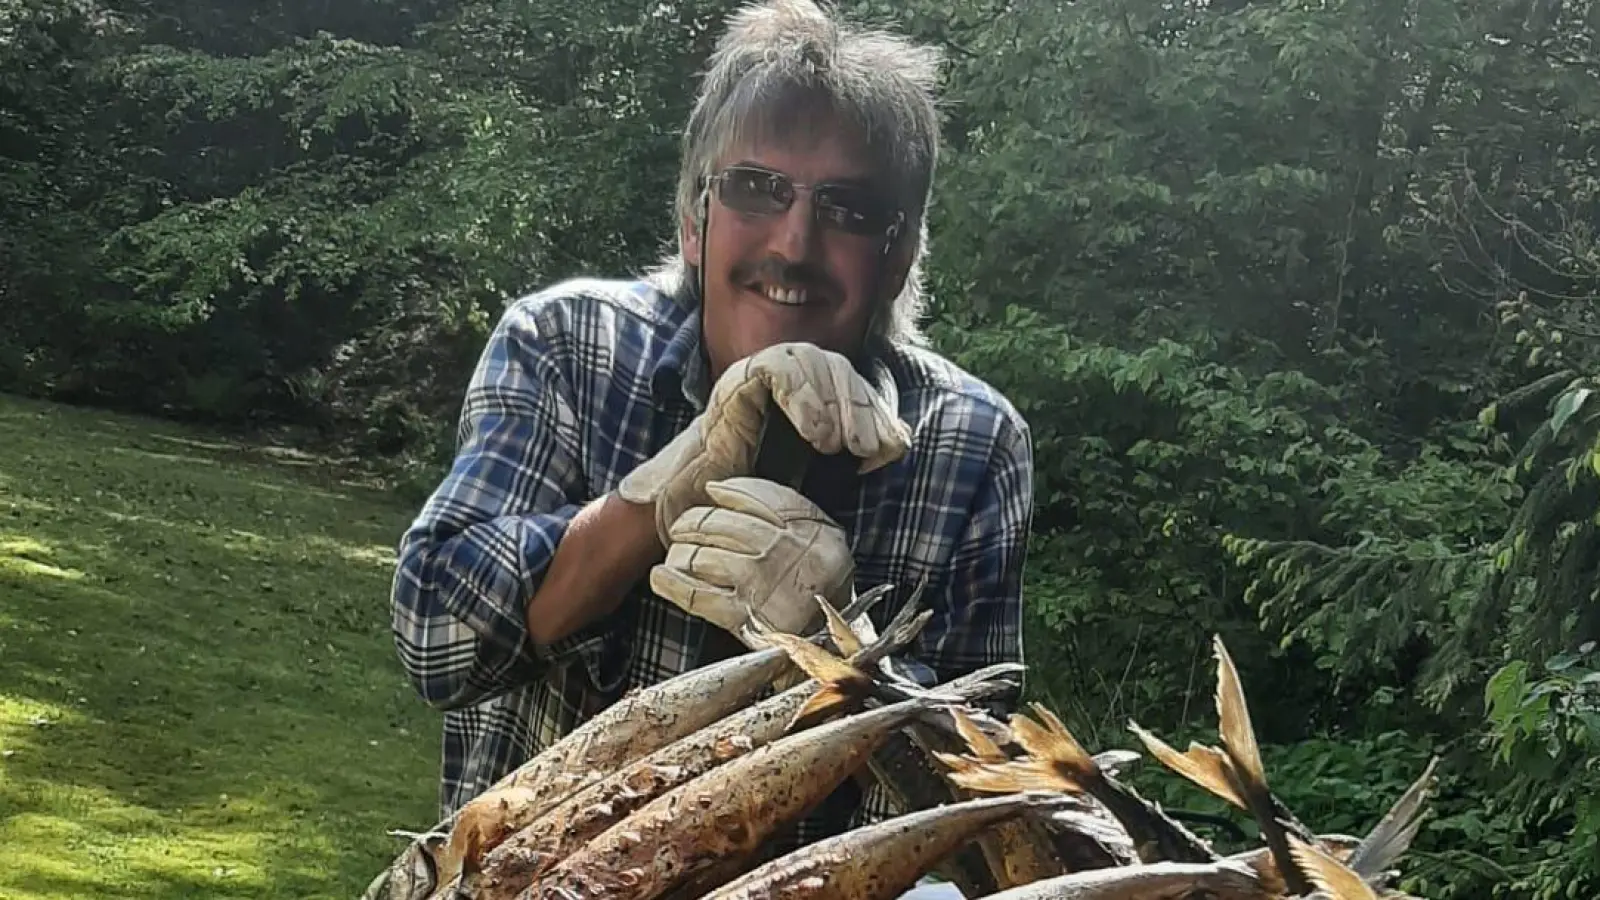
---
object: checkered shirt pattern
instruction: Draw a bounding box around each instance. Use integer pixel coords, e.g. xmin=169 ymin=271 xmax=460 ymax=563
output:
xmin=390 ymin=276 xmax=1034 ymax=852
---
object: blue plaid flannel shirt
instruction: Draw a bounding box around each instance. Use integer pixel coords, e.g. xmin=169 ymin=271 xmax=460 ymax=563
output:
xmin=390 ymin=275 xmax=1034 ymax=847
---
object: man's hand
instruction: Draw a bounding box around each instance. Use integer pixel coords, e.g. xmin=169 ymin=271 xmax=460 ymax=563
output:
xmin=616 ymin=342 xmax=910 ymax=546
xmin=648 ymin=477 xmax=853 ymax=640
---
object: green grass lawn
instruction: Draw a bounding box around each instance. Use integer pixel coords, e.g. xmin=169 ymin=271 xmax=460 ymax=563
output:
xmin=0 ymin=393 xmax=444 ymax=899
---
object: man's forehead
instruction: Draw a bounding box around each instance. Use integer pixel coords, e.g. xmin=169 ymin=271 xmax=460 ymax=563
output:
xmin=715 ymin=129 xmax=883 ymax=185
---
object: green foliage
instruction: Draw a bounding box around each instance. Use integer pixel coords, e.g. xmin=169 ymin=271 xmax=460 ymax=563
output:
xmin=1478 ymin=647 xmax=1600 ymax=898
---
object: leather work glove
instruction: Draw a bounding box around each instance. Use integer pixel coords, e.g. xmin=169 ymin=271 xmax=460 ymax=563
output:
xmin=616 ymin=342 xmax=910 ymax=547
xmin=648 ymin=477 xmax=854 ymax=640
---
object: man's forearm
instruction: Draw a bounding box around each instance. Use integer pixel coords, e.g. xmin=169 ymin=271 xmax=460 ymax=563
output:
xmin=526 ymin=492 xmax=663 ymax=645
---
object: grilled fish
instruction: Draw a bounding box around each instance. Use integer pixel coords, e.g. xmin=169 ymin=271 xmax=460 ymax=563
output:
xmin=696 ymin=791 xmax=1071 ymax=900
xmin=368 ymin=590 xmax=891 ymax=900
xmin=426 ymin=644 xmax=796 ymax=894
xmin=975 ymin=860 xmax=1271 ymax=900
xmin=452 ymin=601 xmax=934 ymax=898
xmin=520 ymin=695 xmax=969 ymax=900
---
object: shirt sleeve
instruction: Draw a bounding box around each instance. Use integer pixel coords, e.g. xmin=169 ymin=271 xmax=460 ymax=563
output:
xmin=390 ymin=298 xmax=620 ymax=711
xmin=881 ymin=410 xmax=1034 ymax=711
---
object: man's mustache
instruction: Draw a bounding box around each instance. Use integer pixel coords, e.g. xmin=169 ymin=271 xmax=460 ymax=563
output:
xmin=732 ymin=257 xmax=837 ymax=296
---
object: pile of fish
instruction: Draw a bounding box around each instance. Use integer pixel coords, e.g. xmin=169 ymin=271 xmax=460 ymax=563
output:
xmin=364 ymin=584 xmax=1440 ymax=900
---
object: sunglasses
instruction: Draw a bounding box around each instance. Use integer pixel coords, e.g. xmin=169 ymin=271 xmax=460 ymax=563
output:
xmin=706 ymin=164 xmax=904 ymax=239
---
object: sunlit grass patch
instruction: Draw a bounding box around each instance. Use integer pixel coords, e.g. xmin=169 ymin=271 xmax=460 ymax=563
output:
xmin=0 ymin=393 xmax=443 ymax=898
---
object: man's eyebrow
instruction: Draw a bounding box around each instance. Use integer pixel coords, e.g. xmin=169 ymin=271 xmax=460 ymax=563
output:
xmin=726 ymin=160 xmax=879 ymax=187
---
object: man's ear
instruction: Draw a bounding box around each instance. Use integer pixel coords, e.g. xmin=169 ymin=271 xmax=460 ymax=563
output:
xmin=880 ymin=229 xmax=916 ymax=300
xmin=680 ymin=210 xmax=702 ymax=262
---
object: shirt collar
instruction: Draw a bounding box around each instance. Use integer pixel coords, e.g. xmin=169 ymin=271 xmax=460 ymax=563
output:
xmin=649 ymin=299 xmax=711 ymax=412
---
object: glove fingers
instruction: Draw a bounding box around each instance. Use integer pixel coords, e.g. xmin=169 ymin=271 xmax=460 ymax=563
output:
xmin=663 ymin=541 xmax=753 ymax=589
xmin=703 ymin=478 xmax=827 ymax=526
xmin=827 ymin=352 xmax=881 ymax=463
xmin=775 ymin=347 xmax=844 ymax=456
xmin=827 ymin=352 xmax=911 ymax=474
xmin=649 ymin=565 xmax=746 ymax=629
xmin=857 ymin=414 xmax=912 ymax=474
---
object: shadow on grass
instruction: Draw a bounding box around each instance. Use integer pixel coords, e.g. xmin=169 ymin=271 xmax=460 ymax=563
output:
xmin=0 ymin=394 xmax=443 ymax=899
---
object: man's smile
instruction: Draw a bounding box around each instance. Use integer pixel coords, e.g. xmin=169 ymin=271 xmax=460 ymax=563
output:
xmin=743 ymin=280 xmax=825 ymax=309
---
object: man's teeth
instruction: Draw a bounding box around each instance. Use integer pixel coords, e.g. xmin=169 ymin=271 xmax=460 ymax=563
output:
xmin=762 ymin=284 xmax=807 ymax=306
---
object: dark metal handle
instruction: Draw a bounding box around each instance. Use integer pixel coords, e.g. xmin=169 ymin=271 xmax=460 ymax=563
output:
xmin=697 ymin=396 xmax=820 ymax=667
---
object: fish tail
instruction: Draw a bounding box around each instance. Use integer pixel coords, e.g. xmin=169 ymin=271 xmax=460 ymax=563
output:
xmin=1213 ymin=635 xmax=1316 ymax=894
xmin=950 ymin=707 xmax=1007 ymax=762
xmin=1017 ymin=703 xmax=1103 ymax=788
xmin=1212 ymin=636 xmax=1268 ymax=799
xmin=1346 ymin=755 xmax=1440 ymax=881
xmin=855 ymin=599 xmax=934 ymax=668
xmin=816 ymin=595 xmax=865 ymax=656
xmin=934 ymin=704 xmax=1097 ymax=796
xmin=749 ymin=629 xmax=875 ymax=730
xmin=1290 ymin=835 xmax=1381 ymax=900
xmin=1126 ymin=720 xmax=1249 ymax=811
xmin=841 ymin=581 xmax=896 ymax=621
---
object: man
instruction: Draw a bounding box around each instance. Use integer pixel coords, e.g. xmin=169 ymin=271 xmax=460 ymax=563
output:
xmin=390 ymin=0 xmax=1034 ymax=852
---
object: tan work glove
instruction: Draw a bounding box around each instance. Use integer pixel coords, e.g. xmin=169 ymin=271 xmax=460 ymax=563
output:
xmin=616 ymin=342 xmax=910 ymax=546
xmin=649 ymin=477 xmax=853 ymax=640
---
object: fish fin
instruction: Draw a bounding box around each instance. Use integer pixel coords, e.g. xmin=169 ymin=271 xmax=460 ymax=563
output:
xmin=1091 ymin=748 xmax=1141 ymax=776
xmin=856 ymin=603 xmax=933 ymax=667
xmin=755 ymin=630 xmax=873 ymax=730
xmin=1290 ymin=835 xmax=1381 ymax=900
xmin=882 ymin=593 xmax=932 ymax=646
xmin=1015 ymin=703 xmax=1101 ymax=790
xmin=951 ymin=707 xmax=1008 ymax=762
xmin=817 ymin=595 xmax=865 ymax=656
xmin=840 ymin=582 xmax=895 ymax=621
xmin=434 ymin=785 xmax=537 ymax=889
xmin=937 ymin=706 xmax=1095 ymax=796
xmin=758 ymin=630 xmax=867 ymax=688
xmin=789 ymin=680 xmax=861 ymax=731
xmin=1212 ymin=636 xmax=1269 ymax=798
xmin=1346 ymin=756 xmax=1439 ymax=879
xmin=898 ymin=573 xmax=930 ymax=620
xmin=1128 ymin=720 xmax=1249 ymax=811
xmin=940 ymin=758 xmax=1086 ymax=794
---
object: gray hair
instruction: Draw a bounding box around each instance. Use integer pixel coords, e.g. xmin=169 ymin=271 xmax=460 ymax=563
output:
xmin=653 ymin=0 xmax=944 ymax=348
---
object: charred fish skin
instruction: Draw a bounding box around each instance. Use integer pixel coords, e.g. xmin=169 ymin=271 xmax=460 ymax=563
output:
xmin=977 ymin=860 xmax=1271 ymax=900
xmin=699 ymin=792 xmax=1067 ymax=900
xmin=370 ymin=644 xmax=797 ymax=900
xmin=495 ymin=643 xmax=795 ymax=796
xmin=522 ymin=697 xmax=942 ymax=900
xmin=371 ymin=585 xmax=900 ymax=900
xmin=482 ymin=591 xmax=936 ymax=885
xmin=456 ymin=598 xmax=936 ymax=899
xmin=462 ymin=678 xmax=828 ymax=899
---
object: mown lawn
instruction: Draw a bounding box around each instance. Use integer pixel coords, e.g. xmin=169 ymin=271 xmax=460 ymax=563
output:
xmin=0 ymin=393 xmax=443 ymax=899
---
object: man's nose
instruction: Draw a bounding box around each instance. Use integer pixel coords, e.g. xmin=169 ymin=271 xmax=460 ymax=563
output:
xmin=769 ymin=193 xmax=821 ymax=262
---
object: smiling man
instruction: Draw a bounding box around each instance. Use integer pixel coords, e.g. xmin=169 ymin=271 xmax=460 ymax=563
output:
xmin=390 ymin=0 xmax=1035 ymax=858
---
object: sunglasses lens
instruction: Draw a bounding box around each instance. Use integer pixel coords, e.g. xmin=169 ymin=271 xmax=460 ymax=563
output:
xmin=714 ymin=166 xmax=895 ymax=236
xmin=718 ymin=167 xmax=791 ymax=214
xmin=815 ymin=187 xmax=892 ymax=235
